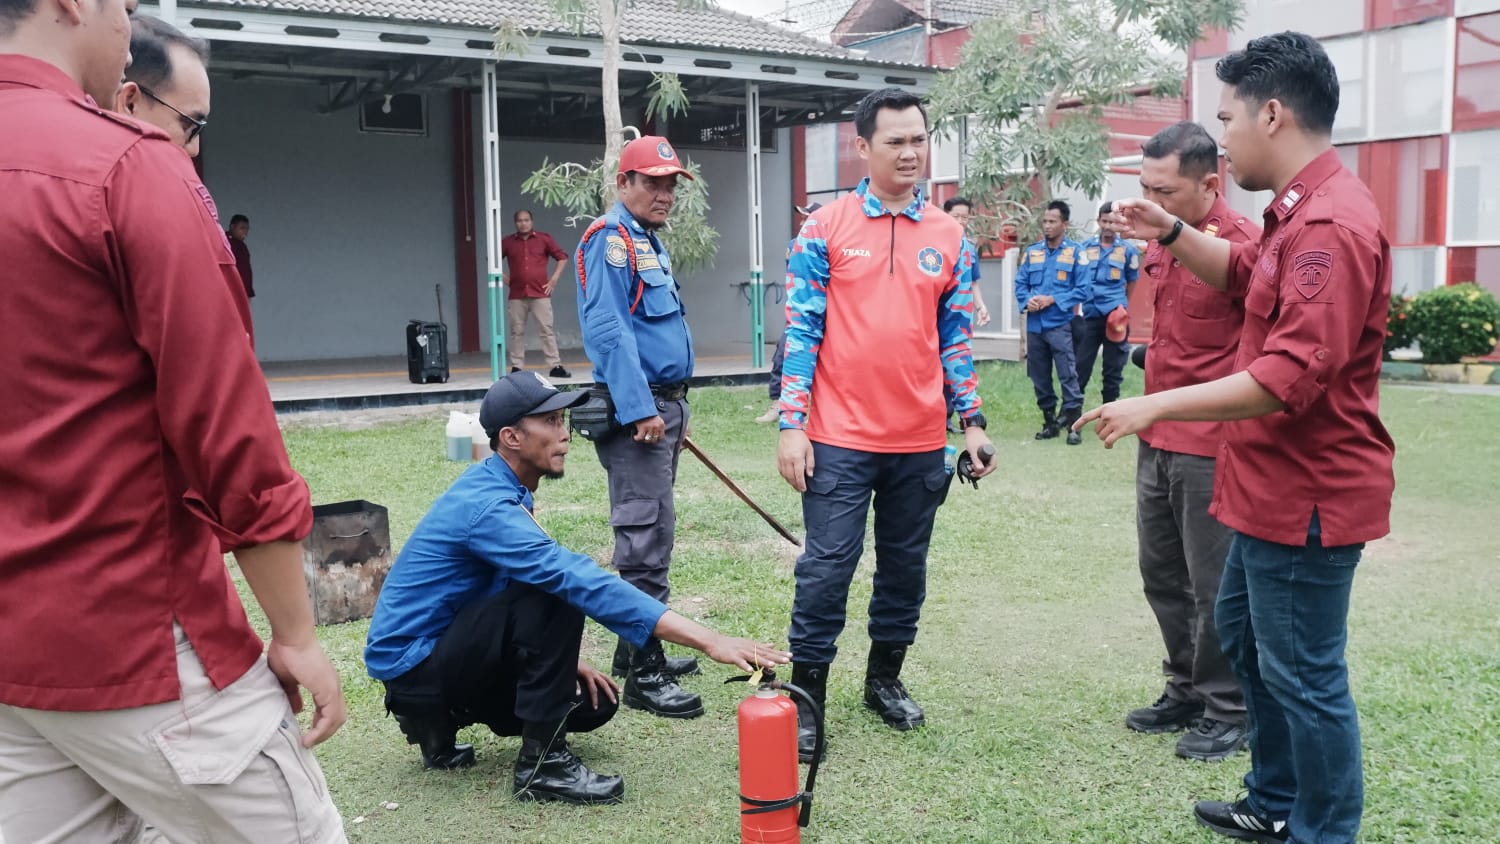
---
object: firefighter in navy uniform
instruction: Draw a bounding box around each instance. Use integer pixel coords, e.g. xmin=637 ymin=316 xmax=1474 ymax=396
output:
xmin=574 ymin=136 xmax=704 ymax=718
xmin=1075 ymin=201 xmax=1142 ymax=406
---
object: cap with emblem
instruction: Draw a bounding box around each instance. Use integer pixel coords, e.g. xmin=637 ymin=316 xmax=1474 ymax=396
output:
xmin=480 ymin=371 xmax=589 ymax=437
xmin=618 ymin=136 xmax=695 ymax=180
xmin=795 ymin=201 xmax=824 ymax=216
xmin=1106 ymin=305 xmax=1130 ymax=343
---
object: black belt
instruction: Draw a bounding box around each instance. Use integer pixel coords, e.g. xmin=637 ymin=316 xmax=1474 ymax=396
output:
xmin=651 ymin=382 xmax=689 ymax=401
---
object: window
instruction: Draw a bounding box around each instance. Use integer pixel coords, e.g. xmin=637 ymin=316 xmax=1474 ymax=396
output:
xmin=1191 ymin=57 xmax=1223 ymax=141
xmin=1450 ymin=130 xmax=1500 ymax=242
xmin=1390 ymin=247 xmax=1442 ymax=296
xmin=1231 ymin=0 xmax=1364 ymax=45
xmin=1458 ymin=0 xmax=1500 ymax=15
xmin=1335 ymin=144 xmax=1360 ymax=173
xmin=1456 ymin=13 xmax=1500 ymax=132
xmin=1448 ymin=246 xmax=1500 ymax=295
xmin=1360 ymin=137 xmax=1447 ymax=245
xmin=1323 ymin=37 xmax=1368 ymax=143
xmin=1370 ymin=21 xmax=1448 ymax=138
xmin=931 ymin=123 xmax=963 ymax=182
xmin=1370 ymin=0 xmax=1452 ymax=30
xmin=804 ymin=123 xmax=839 ymax=195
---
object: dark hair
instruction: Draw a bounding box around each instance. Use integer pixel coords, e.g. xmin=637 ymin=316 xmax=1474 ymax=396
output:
xmin=0 ymin=0 xmax=38 ymax=36
xmin=1045 ymin=200 xmax=1070 ymax=221
xmin=942 ymin=197 xmax=973 ymax=213
xmin=513 ymin=209 xmax=533 ymax=220
xmin=1215 ymin=32 xmax=1339 ymax=135
xmin=229 ymin=214 xmax=249 ymax=226
xmin=1097 ymin=201 xmax=1113 ymax=218
xmin=854 ymin=87 xmax=927 ymax=141
xmin=1141 ymin=121 xmax=1221 ymax=179
xmin=125 ymin=14 xmax=210 ymax=92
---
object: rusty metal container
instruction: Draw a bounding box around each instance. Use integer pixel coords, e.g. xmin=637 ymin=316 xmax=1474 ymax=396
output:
xmin=302 ymin=500 xmax=392 ymax=625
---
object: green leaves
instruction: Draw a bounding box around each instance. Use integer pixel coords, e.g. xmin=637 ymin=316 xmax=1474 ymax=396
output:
xmin=930 ymin=0 xmax=1246 ymax=243
xmin=645 ymin=72 xmax=689 ymax=124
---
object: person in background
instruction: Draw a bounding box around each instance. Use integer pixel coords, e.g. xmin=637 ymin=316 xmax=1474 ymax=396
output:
xmin=1074 ymin=201 xmax=1140 ymax=406
xmin=502 ymin=209 xmax=571 ymax=378
xmin=1016 ymin=200 xmax=1089 ymax=444
xmin=757 ymin=201 xmax=822 ymax=423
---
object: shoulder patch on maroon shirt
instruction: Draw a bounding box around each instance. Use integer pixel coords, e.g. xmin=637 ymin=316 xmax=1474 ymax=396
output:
xmin=1292 ymin=249 xmax=1334 ymax=300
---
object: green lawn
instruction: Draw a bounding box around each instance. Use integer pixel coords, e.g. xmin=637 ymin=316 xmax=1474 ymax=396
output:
xmin=269 ymin=364 xmax=1500 ymax=843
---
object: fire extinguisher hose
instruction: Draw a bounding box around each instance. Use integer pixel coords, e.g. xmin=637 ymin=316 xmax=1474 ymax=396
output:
xmin=735 ymin=680 xmax=824 ymax=828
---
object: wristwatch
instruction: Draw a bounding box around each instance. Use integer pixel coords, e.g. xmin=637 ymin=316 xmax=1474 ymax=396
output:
xmin=961 ymin=413 xmax=987 ymax=431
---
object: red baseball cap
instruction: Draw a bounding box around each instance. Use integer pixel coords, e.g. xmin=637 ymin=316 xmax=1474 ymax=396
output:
xmin=619 ymin=136 xmax=694 ymax=180
xmin=1106 ymin=305 xmax=1130 ymax=343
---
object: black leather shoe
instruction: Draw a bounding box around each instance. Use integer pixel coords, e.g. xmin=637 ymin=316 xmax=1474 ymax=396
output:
xmin=623 ymin=641 xmax=704 ymax=719
xmin=1176 ymin=718 xmax=1248 ymax=762
xmin=1035 ymin=412 xmax=1060 ymax=440
xmin=392 ymin=713 xmax=476 ymax=770
xmin=863 ymin=642 xmax=924 ymax=731
xmin=1125 ymin=693 xmax=1204 ymax=734
xmin=513 ymin=731 xmax=624 ymax=805
xmin=549 ymin=365 xmax=571 ymax=378
xmin=510 ymin=367 xmax=522 ymax=373
xmin=790 ymin=661 xmax=829 ymax=764
xmin=1194 ymin=798 xmax=1289 ymax=842
xmin=610 ymin=638 xmax=700 ymax=679
xmin=1060 ymin=408 xmax=1082 ymax=445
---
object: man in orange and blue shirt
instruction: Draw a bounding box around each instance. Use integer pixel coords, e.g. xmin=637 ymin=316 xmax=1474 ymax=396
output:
xmin=776 ymin=88 xmax=995 ymax=764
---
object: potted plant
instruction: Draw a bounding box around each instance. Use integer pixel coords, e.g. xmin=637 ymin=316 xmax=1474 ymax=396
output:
xmin=1407 ymin=282 xmax=1500 ymax=384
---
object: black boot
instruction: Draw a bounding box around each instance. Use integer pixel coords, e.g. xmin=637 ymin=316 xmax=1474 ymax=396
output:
xmin=391 ymin=712 xmax=475 ymax=770
xmin=1060 ymin=407 xmax=1083 ymax=445
xmin=610 ymin=637 xmax=700 ymax=679
xmin=863 ymin=642 xmax=924 ymax=731
xmin=513 ymin=720 xmax=624 ymax=805
xmin=1034 ymin=410 xmax=1060 ymax=440
xmin=623 ymin=640 xmax=705 ymax=719
xmin=790 ymin=661 xmax=829 ymax=764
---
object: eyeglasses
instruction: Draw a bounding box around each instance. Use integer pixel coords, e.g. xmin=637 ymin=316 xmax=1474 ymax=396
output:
xmin=138 ymin=85 xmax=207 ymax=144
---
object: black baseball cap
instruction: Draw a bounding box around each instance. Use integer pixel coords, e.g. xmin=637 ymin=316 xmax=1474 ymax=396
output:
xmin=479 ymin=371 xmax=588 ymax=437
xmin=795 ymin=201 xmax=824 ymax=216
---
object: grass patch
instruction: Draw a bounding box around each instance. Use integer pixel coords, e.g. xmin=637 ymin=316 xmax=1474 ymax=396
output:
xmin=264 ymin=363 xmax=1500 ymax=842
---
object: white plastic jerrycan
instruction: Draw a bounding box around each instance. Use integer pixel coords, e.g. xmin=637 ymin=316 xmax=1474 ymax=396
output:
xmin=445 ymin=411 xmax=473 ymax=461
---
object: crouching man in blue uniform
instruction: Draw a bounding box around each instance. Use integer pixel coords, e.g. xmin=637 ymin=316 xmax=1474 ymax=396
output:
xmin=364 ymin=372 xmax=789 ymax=804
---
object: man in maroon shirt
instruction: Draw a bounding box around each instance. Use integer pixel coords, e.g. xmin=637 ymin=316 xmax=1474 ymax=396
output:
xmin=502 ymin=209 xmax=570 ymax=377
xmin=0 ymin=0 xmax=346 ymax=840
xmin=1080 ymin=32 xmax=1393 ymax=844
xmin=228 ymin=213 xmax=254 ymax=299
xmin=1124 ymin=121 xmax=1259 ymax=764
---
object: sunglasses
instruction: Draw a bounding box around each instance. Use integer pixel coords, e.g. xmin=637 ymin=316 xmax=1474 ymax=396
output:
xmin=138 ymin=84 xmax=207 ymax=144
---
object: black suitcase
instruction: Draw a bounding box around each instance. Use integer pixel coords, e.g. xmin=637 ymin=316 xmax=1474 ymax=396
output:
xmin=405 ymin=320 xmax=449 ymax=384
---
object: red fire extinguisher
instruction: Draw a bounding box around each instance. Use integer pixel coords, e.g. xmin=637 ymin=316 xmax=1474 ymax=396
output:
xmin=729 ymin=669 xmax=824 ymax=844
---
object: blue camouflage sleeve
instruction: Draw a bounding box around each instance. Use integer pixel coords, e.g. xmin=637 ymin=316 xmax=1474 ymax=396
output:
xmin=778 ymin=217 xmax=830 ymax=430
xmin=939 ymin=240 xmax=981 ymax=418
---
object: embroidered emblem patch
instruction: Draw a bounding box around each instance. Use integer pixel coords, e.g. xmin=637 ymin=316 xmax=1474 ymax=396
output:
xmin=1029 ymin=250 xmax=1045 ymax=265
xmin=1204 ymin=221 xmax=1220 ymax=237
xmin=1087 ymin=246 xmax=1099 ymax=262
xmin=605 ymin=235 xmax=629 ymax=268
xmin=917 ymin=246 xmax=944 ymax=277
xmin=1293 ymin=250 xmax=1333 ymax=299
xmin=531 ymin=372 xmax=554 ymax=389
xmin=656 ymin=141 xmax=675 ymax=160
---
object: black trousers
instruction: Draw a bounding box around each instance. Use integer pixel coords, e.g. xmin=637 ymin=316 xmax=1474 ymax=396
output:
xmin=383 ymin=583 xmax=617 ymax=736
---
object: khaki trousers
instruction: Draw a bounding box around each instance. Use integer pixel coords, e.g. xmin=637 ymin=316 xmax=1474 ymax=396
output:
xmin=507 ymin=296 xmax=561 ymax=368
xmin=0 ymin=627 xmax=344 ymax=844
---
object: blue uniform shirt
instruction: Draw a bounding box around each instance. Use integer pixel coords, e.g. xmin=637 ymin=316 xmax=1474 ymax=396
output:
xmin=1015 ymin=237 xmax=1088 ymax=333
xmin=1079 ymin=236 xmax=1140 ymax=318
xmin=364 ymin=457 xmax=668 ymax=681
xmin=575 ymin=201 xmax=694 ymax=426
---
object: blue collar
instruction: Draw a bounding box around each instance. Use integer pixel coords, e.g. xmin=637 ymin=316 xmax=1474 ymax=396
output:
xmin=484 ymin=455 xmax=535 ymax=511
xmin=854 ymin=178 xmax=926 ymax=221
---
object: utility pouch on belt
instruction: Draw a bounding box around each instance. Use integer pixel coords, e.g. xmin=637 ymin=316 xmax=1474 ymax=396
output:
xmin=570 ymin=389 xmax=622 ymax=442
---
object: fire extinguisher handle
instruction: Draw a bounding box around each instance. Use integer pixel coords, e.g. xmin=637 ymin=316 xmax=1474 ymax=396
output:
xmin=777 ymin=681 xmax=824 ymax=828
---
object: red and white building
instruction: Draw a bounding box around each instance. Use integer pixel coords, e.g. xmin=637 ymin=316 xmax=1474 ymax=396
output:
xmin=1191 ymin=0 xmax=1500 ymax=299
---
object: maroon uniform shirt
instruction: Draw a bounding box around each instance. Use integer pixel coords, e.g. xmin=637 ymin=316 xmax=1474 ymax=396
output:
xmin=0 ymin=56 xmax=311 ymax=712
xmin=1140 ymin=194 xmax=1262 ymax=459
xmin=501 ymin=230 xmax=567 ymax=299
xmin=229 ymin=236 xmax=254 ymax=298
xmin=1214 ymin=150 xmax=1395 ymax=547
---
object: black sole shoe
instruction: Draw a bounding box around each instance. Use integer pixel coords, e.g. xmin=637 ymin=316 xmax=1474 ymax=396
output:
xmin=623 ymin=693 xmax=705 ymax=719
xmin=514 ymin=786 xmax=624 ymax=805
xmin=1193 ymin=799 xmax=1288 ymax=842
xmin=422 ymin=745 xmax=476 ymax=770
